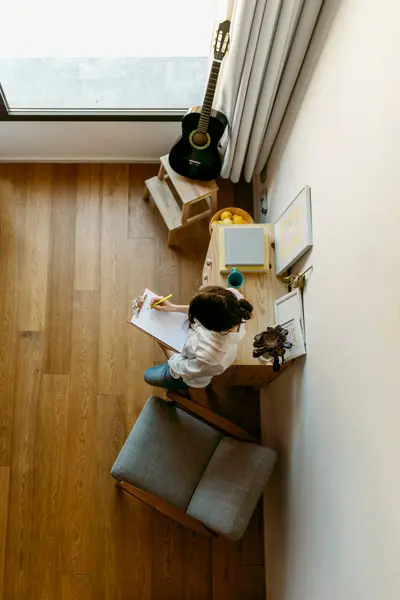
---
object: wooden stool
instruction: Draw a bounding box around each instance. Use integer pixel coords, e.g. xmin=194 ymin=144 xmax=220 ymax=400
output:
xmin=144 ymin=154 xmax=218 ymax=246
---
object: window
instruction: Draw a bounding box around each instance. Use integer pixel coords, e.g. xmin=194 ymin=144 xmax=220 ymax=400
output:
xmin=0 ymin=0 xmax=218 ymax=119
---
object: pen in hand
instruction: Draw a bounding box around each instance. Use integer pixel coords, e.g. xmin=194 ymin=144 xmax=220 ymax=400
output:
xmin=148 ymin=294 xmax=173 ymax=310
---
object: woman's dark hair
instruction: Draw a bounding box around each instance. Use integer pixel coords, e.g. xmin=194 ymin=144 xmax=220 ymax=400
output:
xmin=188 ymin=286 xmax=253 ymax=332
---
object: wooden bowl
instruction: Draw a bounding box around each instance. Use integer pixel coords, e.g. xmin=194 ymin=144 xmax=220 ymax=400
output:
xmin=209 ymin=207 xmax=254 ymax=233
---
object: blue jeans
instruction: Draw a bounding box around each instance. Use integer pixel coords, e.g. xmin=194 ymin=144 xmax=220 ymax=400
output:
xmin=144 ymin=363 xmax=188 ymax=390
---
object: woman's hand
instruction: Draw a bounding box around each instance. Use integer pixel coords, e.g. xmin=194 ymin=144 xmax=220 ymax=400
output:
xmin=132 ymin=295 xmax=145 ymax=317
xmin=150 ymin=296 xmax=189 ymax=314
xmin=150 ymin=296 xmax=177 ymax=312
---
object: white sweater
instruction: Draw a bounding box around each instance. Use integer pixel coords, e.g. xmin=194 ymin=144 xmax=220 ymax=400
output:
xmin=168 ymin=321 xmax=246 ymax=388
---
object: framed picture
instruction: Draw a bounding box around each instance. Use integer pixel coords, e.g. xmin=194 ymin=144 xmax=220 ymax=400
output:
xmin=274 ymin=289 xmax=306 ymax=359
xmin=274 ymin=288 xmax=304 ymax=334
xmin=274 ymin=186 xmax=313 ymax=275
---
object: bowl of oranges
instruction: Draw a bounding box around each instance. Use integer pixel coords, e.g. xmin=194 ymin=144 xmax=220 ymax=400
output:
xmin=209 ymin=207 xmax=254 ymax=233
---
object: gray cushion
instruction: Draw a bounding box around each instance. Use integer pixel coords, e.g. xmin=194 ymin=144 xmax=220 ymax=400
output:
xmin=111 ymin=396 xmax=223 ymax=510
xmin=186 ymin=437 xmax=277 ymax=540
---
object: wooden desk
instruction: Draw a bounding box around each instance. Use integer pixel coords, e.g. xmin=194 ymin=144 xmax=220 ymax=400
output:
xmin=202 ymin=224 xmax=287 ymax=388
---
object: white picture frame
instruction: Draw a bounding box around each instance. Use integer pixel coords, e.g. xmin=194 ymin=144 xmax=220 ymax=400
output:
xmin=274 ymin=186 xmax=313 ymax=275
xmin=274 ymin=289 xmax=307 ymax=359
xmin=274 ymin=288 xmax=305 ymax=339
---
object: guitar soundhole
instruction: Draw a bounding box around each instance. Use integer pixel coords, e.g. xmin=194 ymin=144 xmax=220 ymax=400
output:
xmin=189 ymin=130 xmax=211 ymax=150
xmin=192 ymin=131 xmax=208 ymax=146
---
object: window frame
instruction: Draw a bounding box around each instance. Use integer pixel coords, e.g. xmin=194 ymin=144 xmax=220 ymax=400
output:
xmin=0 ymin=82 xmax=183 ymax=122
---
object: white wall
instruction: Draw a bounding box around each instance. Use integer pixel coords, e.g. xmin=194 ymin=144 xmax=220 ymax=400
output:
xmin=0 ymin=121 xmax=180 ymax=162
xmin=261 ymin=1 xmax=400 ymax=599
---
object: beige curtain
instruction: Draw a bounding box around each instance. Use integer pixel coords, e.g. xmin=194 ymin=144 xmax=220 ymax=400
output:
xmin=215 ymin=0 xmax=324 ymax=182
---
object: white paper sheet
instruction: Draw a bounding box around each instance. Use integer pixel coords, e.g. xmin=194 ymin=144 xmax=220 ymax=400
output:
xmin=130 ymin=288 xmax=189 ymax=353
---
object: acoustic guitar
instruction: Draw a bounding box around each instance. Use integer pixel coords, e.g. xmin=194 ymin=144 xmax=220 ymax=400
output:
xmin=169 ymin=20 xmax=230 ymax=181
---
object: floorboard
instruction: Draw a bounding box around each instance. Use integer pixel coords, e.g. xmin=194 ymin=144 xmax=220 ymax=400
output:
xmin=16 ymin=164 xmax=51 ymax=331
xmin=152 ymin=513 xmax=184 ymax=600
xmin=3 ymin=332 xmax=43 ymax=600
xmin=0 ymin=167 xmax=19 ymax=466
xmin=125 ymin=238 xmax=156 ymax=427
xmin=34 ymin=374 xmax=70 ymax=600
xmin=93 ymin=394 xmax=125 ymax=600
xmin=128 ymin=163 xmax=159 ymax=238
xmin=183 ymin=528 xmax=212 ymax=600
xmin=0 ymin=467 xmax=9 ymax=600
xmin=63 ymin=290 xmax=99 ymax=574
xmin=74 ymin=164 xmax=102 ymax=291
xmin=62 ymin=574 xmax=91 ymax=600
xmin=213 ymin=536 xmax=265 ymax=600
xmin=98 ymin=165 xmax=129 ymax=395
xmin=44 ymin=164 xmax=77 ymax=373
xmin=0 ymin=164 xmax=264 ymax=600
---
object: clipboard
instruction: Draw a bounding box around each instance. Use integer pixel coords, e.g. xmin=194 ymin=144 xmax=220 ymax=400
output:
xmin=130 ymin=288 xmax=189 ymax=353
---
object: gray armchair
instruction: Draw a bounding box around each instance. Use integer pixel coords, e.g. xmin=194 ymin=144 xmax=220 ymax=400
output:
xmin=111 ymin=394 xmax=276 ymax=540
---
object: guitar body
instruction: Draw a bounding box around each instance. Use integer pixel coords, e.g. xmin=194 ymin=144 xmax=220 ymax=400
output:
xmin=169 ymin=106 xmax=228 ymax=181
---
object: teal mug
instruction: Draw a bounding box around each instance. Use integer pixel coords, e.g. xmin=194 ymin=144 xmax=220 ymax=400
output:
xmin=227 ymin=267 xmax=245 ymax=288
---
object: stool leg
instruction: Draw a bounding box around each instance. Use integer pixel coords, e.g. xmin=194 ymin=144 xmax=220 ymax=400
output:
xmin=210 ymin=191 xmax=218 ymax=212
xmin=143 ymin=185 xmax=150 ymax=201
xmin=157 ymin=164 xmax=166 ymax=180
xmin=167 ymin=230 xmax=175 ymax=247
xmin=181 ymin=203 xmax=190 ymax=225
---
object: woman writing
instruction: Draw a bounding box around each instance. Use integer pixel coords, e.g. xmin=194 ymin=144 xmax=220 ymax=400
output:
xmin=143 ymin=285 xmax=253 ymax=390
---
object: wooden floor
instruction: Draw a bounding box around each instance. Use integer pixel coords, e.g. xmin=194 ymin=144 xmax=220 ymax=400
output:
xmin=0 ymin=164 xmax=265 ymax=600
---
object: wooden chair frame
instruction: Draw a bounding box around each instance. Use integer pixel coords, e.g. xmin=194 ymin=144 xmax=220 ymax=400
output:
xmin=114 ymin=393 xmax=259 ymax=537
xmin=165 ymin=392 xmax=259 ymax=444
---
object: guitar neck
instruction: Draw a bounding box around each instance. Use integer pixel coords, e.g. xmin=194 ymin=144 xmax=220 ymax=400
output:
xmin=197 ymin=60 xmax=222 ymax=133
